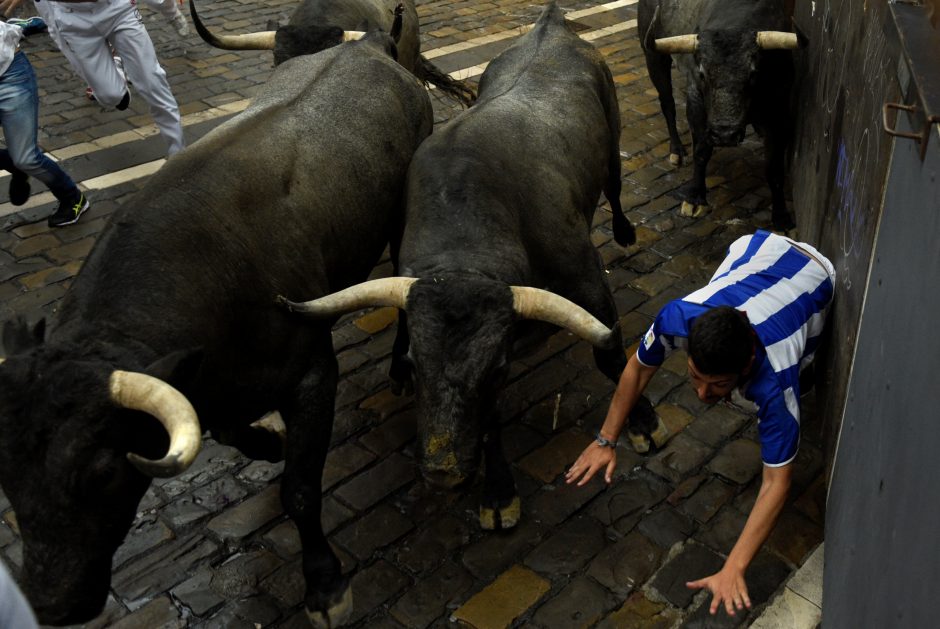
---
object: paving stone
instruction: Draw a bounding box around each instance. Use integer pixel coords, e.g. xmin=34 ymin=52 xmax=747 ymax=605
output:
xmin=587 ymin=530 xmax=663 ymax=596
xmin=206 ymin=484 xmax=282 ymax=543
xmin=191 ymin=475 xmax=249 ymax=513
xmin=346 ymin=559 xmax=411 ymax=625
xmin=531 ymin=575 xmax=617 ymax=629
xmin=588 ymin=473 xmax=671 ymax=534
xmin=649 ymin=542 xmax=725 ymax=608
xmin=334 ymin=504 xmax=413 ymax=561
xmin=394 ymin=513 xmax=472 ymax=575
xmin=358 ymin=409 xmax=417 ymax=457
xmin=784 ymin=543 xmax=824 ymax=606
xmin=353 ymin=306 xmax=399 ymax=334
xmin=321 ymin=442 xmax=377 ymax=491
xmin=517 ymin=430 xmax=594 ymax=484
xmin=262 ymin=520 xmax=302 ymax=559
xmin=155 ymin=443 xmax=245 ymax=498
xmin=524 ymin=515 xmax=606 ymax=576
xmin=707 ymin=439 xmax=763 ymax=485
xmin=685 ymin=405 xmax=751 ymax=447
xmin=528 ymin=477 xmax=606 ymax=527
xmin=236 ymin=460 xmax=284 ymax=485
xmin=694 ymin=506 xmax=749 ymax=556
xmin=171 ymin=567 xmax=225 ymax=618
xmin=451 ymin=564 xmax=550 ymax=629
xmin=638 ymin=506 xmax=696 ymax=549
xmin=333 ymin=452 xmax=414 ymax=512
xmin=667 ymin=474 xmax=709 ymax=507
xmin=302 ymin=492 xmax=340 ymax=539
xmin=160 ymin=496 xmax=212 ymax=530
xmin=209 ymin=549 xmax=281 ymax=598
xmin=112 ymin=516 xmax=174 ymax=570
xmin=112 ymin=534 xmax=219 ymax=609
xmin=749 ymin=587 xmax=822 ymax=629
xmin=646 ymin=432 xmax=713 ymax=484
xmin=680 ymin=598 xmax=748 ymax=628
xmin=596 ymin=591 xmax=680 ymax=629
xmin=656 ymin=402 xmax=696 ymax=440
xmin=198 ymin=594 xmax=281 ymax=629
xmin=681 ymin=477 xmax=738 ymax=524
xmin=108 ymin=596 xmax=184 ymax=629
xmin=462 ymin=519 xmax=545 ymax=581
xmin=389 ymin=559 xmax=474 ymax=629
xmin=259 ymin=558 xmax=305 ymax=609
xmin=766 ymin=511 xmax=823 ymax=566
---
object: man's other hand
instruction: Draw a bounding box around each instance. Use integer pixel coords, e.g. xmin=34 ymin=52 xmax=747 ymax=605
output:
xmin=565 ymin=441 xmax=617 ymax=486
xmin=686 ymin=564 xmax=752 ymax=617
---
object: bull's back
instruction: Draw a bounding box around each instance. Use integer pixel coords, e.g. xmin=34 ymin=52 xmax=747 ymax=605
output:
xmin=71 ymin=43 xmax=431 ymax=324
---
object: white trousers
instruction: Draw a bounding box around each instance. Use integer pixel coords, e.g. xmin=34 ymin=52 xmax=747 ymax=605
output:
xmin=41 ymin=0 xmax=184 ymax=155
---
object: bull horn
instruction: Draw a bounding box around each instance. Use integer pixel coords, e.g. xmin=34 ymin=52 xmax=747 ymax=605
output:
xmin=189 ymin=0 xmax=276 ymax=50
xmin=109 ymin=370 xmax=202 ymax=478
xmin=279 ymin=277 xmax=417 ymax=318
xmin=343 ymin=31 xmax=366 ymax=41
xmin=510 ymin=286 xmax=615 ymax=348
xmin=653 ymin=34 xmax=698 ymax=54
xmin=756 ymin=31 xmax=800 ymax=50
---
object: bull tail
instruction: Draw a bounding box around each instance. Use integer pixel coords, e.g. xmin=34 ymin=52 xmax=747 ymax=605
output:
xmin=416 ymin=55 xmax=477 ymax=107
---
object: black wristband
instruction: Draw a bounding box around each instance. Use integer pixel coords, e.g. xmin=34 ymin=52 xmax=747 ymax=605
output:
xmin=594 ymin=432 xmax=617 ymax=448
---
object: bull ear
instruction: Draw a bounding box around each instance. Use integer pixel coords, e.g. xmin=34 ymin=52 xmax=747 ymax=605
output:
xmin=145 ymin=348 xmax=203 ymax=390
xmin=2 ymin=316 xmax=46 ymax=355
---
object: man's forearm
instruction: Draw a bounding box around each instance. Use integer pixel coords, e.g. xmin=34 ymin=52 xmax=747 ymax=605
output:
xmin=725 ymin=464 xmax=792 ymax=572
xmin=598 ymin=353 xmax=657 ymax=441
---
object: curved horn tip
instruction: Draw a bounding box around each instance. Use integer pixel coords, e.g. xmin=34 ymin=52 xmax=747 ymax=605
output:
xmin=127 ymin=450 xmax=197 ymax=478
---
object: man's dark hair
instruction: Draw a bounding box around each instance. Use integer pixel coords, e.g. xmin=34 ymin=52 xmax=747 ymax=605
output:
xmin=688 ymin=306 xmax=753 ymax=375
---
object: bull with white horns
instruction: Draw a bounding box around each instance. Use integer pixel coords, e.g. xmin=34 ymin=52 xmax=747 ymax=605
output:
xmin=0 ymin=12 xmax=431 ymax=628
xmin=639 ymin=0 xmax=806 ymax=232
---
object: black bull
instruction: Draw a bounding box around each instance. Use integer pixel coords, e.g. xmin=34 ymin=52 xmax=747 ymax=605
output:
xmin=190 ymin=0 xmax=476 ymax=106
xmin=284 ymin=2 xmax=665 ymax=530
xmin=638 ymin=0 xmax=805 ymax=232
xmin=0 ymin=33 xmax=431 ymax=628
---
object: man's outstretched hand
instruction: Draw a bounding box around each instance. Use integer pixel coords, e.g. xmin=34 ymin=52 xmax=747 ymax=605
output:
xmin=565 ymin=441 xmax=617 ymax=486
xmin=686 ymin=564 xmax=752 ymax=617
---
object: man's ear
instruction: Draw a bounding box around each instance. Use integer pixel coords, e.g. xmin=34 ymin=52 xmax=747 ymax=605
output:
xmin=2 ymin=317 xmax=46 ymax=355
xmin=145 ymin=348 xmax=203 ymax=389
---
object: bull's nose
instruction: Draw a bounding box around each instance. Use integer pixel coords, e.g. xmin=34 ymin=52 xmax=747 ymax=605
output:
xmin=708 ymin=127 xmax=745 ymax=146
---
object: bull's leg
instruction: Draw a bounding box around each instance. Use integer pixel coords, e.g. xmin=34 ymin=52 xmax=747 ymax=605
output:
xmin=607 ymin=149 xmax=636 ymax=247
xmin=624 ymin=394 xmax=670 ymax=453
xmin=765 ymin=126 xmax=796 ymax=235
xmin=479 ymin=424 xmax=520 ymax=530
xmin=677 ymin=91 xmax=712 ymax=217
xmin=644 ymin=52 xmax=686 ymax=166
xmin=389 ymin=312 xmax=414 ymax=396
xmin=281 ymin=349 xmax=351 ymax=628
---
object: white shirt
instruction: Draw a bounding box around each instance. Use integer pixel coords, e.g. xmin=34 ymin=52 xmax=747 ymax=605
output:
xmin=0 ymin=22 xmax=24 ymax=77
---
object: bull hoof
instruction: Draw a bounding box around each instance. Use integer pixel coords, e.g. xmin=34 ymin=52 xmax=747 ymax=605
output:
xmin=649 ymin=415 xmax=671 ymax=448
xmin=680 ymin=201 xmax=708 ymax=218
xmin=389 ymin=377 xmax=414 ymax=397
xmin=627 ymin=431 xmax=651 ymax=454
xmin=669 ymin=153 xmax=682 ymax=166
xmin=480 ymin=496 xmax=521 ymax=530
xmin=306 ymin=586 xmax=353 ymax=629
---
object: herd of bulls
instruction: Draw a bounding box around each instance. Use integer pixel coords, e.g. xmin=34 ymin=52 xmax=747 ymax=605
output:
xmin=0 ymin=0 xmax=804 ymax=625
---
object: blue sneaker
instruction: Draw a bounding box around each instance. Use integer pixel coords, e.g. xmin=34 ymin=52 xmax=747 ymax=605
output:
xmin=7 ymin=17 xmax=48 ymax=37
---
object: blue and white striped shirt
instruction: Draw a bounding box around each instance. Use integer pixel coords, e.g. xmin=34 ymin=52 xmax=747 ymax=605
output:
xmin=637 ymin=230 xmax=836 ymax=466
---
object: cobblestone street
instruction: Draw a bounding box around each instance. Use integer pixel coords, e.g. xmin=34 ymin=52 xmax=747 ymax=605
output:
xmin=0 ymin=0 xmax=825 ymax=627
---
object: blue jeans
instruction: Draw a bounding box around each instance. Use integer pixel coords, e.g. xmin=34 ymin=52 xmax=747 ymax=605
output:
xmin=0 ymin=51 xmax=78 ymax=201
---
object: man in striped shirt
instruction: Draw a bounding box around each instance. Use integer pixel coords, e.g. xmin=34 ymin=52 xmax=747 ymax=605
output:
xmin=566 ymin=230 xmax=835 ymax=618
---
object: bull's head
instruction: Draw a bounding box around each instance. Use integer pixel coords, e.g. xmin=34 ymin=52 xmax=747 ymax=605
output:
xmin=279 ymin=276 xmax=616 ymax=488
xmin=190 ymin=0 xmax=404 ymax=66
xmin=0 ymin=318 xmax=201 ymax=625
xmin=651 ymin=27 xmax=803 ymax=146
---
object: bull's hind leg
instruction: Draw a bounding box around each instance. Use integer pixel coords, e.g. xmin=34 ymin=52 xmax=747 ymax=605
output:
xmin=281 ymin=348 xmax=352 ymax=628
xmin=624 ymin=394 xmax=670 ymax=453
xmin=645 ymin=52 xmax=686 ymax=166
xmin=479 ymin=425 xmax=520 ymax=530
xmin=607 ymin=151 xmax=636 ymax=247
